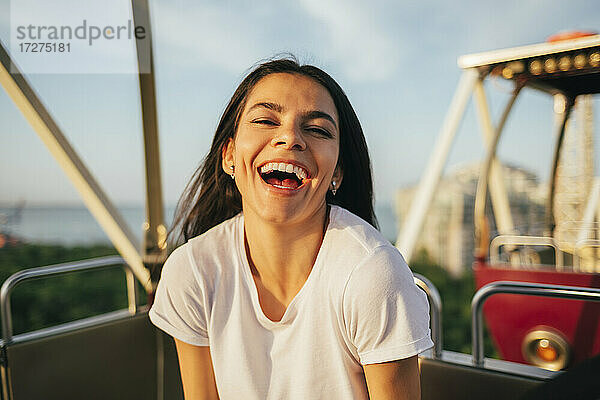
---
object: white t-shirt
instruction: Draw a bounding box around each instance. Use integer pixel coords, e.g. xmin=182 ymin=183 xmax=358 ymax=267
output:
xmin=149 ymin=205 xmax=433 ymax=399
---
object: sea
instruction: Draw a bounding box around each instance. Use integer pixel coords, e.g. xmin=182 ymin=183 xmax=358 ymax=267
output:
xmin=0 ymin=202 xmax=399 ymax=246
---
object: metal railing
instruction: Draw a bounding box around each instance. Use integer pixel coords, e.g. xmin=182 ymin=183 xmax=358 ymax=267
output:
xmin=471 ymin=280 xmax=600 ymax=367
xmin=574 ymin=239 xmax=600 ymax=272
xmin=490 ymin=235 xmax=563 ymax=268
xmin=414 ymin=273 xmax=443 ymax=359
xmin=0 ymin=256 xmax=138 ymax=344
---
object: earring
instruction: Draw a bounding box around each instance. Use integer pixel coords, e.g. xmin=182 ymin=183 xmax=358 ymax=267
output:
xmin=229 ymin=165 xmax=235 ymax=180
xmin=331 ymin=181 xmax=337 ymax=196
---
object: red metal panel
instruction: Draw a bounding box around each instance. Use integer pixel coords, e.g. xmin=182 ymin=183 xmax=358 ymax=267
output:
xmin=473 ymin=262 xmax=600 ymax=367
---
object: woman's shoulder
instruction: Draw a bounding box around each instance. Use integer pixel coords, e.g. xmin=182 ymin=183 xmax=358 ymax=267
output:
xmin=322 ymin=206 xmax=408 ymax=287
xmin=328 ymin=205 xmax=392 ymax=256
xmin=163 ymin=213 xmax=242 ymax=282
xmin=186 ymin=212 xmax=242 ymax=248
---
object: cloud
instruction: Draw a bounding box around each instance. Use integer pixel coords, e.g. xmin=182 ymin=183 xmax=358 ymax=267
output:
xmin=150 ymin=0 xmax=402 ymax=82
xmin=424 ymin=0 xmax=599 ymax=54
xmin=150 ymin=1 xmax=265 ymax=74
xmin=296 ymin=0 xmax=400 ymax=82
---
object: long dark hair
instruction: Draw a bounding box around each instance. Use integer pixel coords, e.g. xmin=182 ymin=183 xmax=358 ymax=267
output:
xmin=169 ymin=56 xmax=378 ymax=245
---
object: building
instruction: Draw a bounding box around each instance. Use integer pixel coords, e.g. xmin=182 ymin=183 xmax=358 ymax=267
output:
xmin=395 ymin=162 xmax=546 ymax=276
xmin=396 ymin=95 xmax=595 ymax=275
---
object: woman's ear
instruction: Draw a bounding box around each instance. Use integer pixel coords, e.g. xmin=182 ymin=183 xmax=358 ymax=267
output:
xmin=221 ymin=138 xmax=235 ymax=174
xmin=332 ymin=165 xmax=343 ymax=189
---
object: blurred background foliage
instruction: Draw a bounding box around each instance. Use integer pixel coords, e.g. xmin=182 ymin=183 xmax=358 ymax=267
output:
xmin=0 ymin=243 xmax=146 ymax=335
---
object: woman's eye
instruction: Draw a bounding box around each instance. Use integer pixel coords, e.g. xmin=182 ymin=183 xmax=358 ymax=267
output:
xmin=307 ymin=126 xmax=332 ymax=138
xmin=252 ymin=119 xmax=277 ymax=126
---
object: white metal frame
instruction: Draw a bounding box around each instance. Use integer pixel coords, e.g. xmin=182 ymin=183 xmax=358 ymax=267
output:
xmin=397 ymin=35 xmax=600 ymax=265
xmin=0 ymin=44 xmax=151 ymax=292
xmin=458 ymin=35 xmax=600 ymax=69
xmin=396 ymin=69 xmax=479 ymax=260
xmin=473 ymin=79 xmax=515 ymax=237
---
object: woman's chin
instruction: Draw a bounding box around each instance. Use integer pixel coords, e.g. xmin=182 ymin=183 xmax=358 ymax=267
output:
xmin=246 ymin=201 xmax=325 ymax=228
xmin=254 ymin=206 xmax=303 ymax=225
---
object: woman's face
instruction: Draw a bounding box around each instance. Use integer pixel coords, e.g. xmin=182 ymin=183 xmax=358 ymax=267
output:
xmin=222 ymin=72 xmax=342 ymax=226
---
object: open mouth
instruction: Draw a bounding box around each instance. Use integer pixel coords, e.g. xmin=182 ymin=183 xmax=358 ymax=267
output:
xmin=259 ymin=162 xmax=309 ymax=190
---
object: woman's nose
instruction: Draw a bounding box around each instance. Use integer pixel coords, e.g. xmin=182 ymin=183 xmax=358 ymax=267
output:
xmin=270 ymin=124 xmax=306 ymax=151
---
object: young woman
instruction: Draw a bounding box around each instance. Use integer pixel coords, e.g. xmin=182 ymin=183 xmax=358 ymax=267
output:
xmin=149 ymin=58 xmax=433 ymax=400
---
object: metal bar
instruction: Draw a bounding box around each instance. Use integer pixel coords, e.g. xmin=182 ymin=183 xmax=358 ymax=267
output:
xmin=156 ymin=331 xmax=165 ymax=400
xmin=1 ymin=309 xmax=138 ymax=346
xmin=0 ymin=41 xmax=152 ymax=294
xmin=489 ymin=235 xmax=560 ymax=267
xmin=576 ymin=178 xmax=600 ymax=245
xmin=125 ymin=269 xmax=138 ymax=314
xmin=131 ymin=0 xmax=168 ymax=286
xmin=397 ymin=69 xmax=479 ymax=261
xmin=458 ymin=35 xmax=600 ymax=69
xmin=414 ymin=274 xmax=443 ymax=359
xmin=575 ymin=178 xmax=600 ymax=272
xmin=0 ymin=349 xmax=12 ymax=400
xmin=473 ymin=82 xmax=523 ymax=259
xmin=128 ymin=6 xmax=167 ymax=400
xmin=471 ymin=281 xmax=600 ymax=367
xmin=574 ymin=239 xmax=600 ymax=272
xmin=473 ymin=79 xmax=515 ymax=237
xmin=0 ymin=256 xmax=136 ymax=344
xmin=427 ymin=349 xmax=557 ymax=380
xmin=546 ymin=95 xmax=575 ymax=236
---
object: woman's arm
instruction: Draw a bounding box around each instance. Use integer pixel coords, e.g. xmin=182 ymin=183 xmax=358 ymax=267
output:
xmin=363 ymin=355 xmax=421 ymax=400
xmin=174 ymin=338 xmax=220 ymax=400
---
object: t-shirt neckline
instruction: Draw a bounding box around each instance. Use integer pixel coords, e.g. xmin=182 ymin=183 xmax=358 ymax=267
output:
xmin=236 ymin=206 xmax=337 ymax=328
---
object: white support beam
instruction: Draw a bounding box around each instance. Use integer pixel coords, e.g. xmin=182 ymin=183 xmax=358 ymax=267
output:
xmin=396 ymin=69 xmax=479 ymax=262
xmin=577 ymin=178 xmax=600 ymax=244
xmin=131 ymin=0 xmax=167 ymax=269
xmin=576 ymin=178 xmax=600 ymax=272
xmin=473 ymin=79 xmax=515 ymax=236
xmin=473 ymin=83 xmax=522 ymax=259
xmin=0 ymin=43 xmax=152 ymax=293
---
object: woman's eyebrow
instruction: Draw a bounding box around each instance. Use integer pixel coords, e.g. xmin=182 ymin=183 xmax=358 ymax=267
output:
xmin=301 ymin=110 xmax=337 ymax=130
xmin=247 ymin=102 xmax=283 ymax=113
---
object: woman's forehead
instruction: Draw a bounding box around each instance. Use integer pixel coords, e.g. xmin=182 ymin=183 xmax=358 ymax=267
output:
xmin=244 ymin=73 xmax=338 ymax=121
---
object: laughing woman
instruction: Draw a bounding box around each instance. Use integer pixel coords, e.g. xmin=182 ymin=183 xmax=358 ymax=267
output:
xmin=149 ymin=58 xmax=433 ymax=400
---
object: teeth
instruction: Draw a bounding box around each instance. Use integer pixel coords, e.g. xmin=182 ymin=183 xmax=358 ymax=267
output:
xmin=259 ymin=162 xmax=308 ymax=181
xmin=260 ymin=163 xmax=272 ymax=174
xmin=294 ymin=166 xmax=307 ymax=180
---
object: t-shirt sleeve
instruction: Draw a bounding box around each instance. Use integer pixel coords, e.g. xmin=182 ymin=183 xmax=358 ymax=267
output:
xmin=342 ymin=245 xmax=433 ymax=365
xmin=149 ymin=243 xmax=210 ymax=346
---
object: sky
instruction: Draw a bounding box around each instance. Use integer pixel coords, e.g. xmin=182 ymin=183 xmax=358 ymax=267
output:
xmin=0 ymin=0 xmax=599 ymax=210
